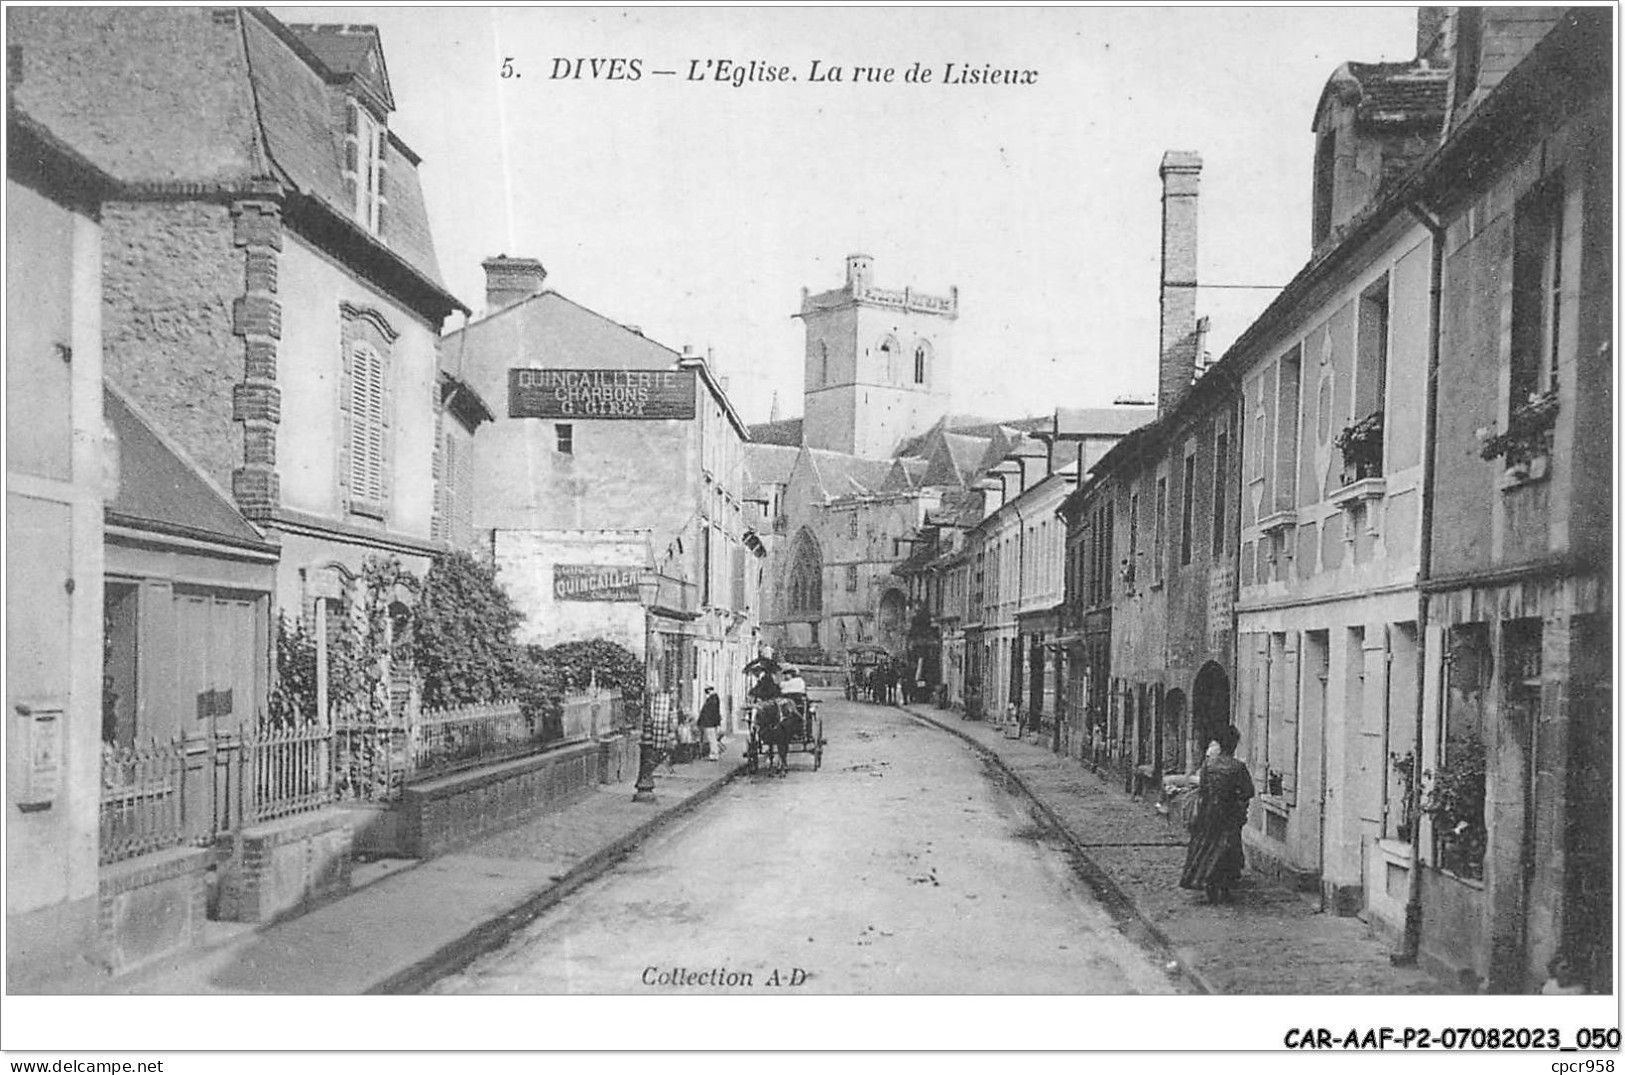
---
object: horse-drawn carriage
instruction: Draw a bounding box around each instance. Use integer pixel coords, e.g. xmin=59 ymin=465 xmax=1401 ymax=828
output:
xmin=843 ymin=643 xmax=892 ymax=701
xmin=743 ymin=694 xmax=823 ymax=775
xmin=742 ymin=655 xmax=824 ymax=776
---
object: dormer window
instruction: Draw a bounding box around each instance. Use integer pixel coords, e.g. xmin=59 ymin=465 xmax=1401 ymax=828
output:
xmin=344 ymin=101 xmax=388 ymax=236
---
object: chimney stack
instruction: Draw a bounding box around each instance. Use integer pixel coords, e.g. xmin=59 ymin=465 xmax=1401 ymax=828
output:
xmin=481 ymin=255 xmax=547 ymax=313
xmin=1158 ymin=151 xmax=1202 ymax=419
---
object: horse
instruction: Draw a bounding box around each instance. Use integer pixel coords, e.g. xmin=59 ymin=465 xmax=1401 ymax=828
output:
xmin=753 ymin=697 xmax=803 ymax=776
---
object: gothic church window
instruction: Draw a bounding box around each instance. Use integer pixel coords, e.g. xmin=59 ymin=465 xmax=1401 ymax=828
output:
xmin=913 ymin=342 xmax=930 ymax=385
xmin=788 ymin=533 xmax=823 ymax=615
xmin=879 ymin=336 xmax=899 ymax=383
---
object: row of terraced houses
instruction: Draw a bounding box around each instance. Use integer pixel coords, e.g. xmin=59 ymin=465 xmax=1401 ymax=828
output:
xmin=901 ymin=8 xmax=1612 ymax=992
xmin=7 ymin=7 xmax=763 ymax=989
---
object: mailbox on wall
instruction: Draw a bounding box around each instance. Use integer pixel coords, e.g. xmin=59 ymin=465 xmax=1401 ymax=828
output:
xmin=13 ymin=701 xmax=63 ymax=811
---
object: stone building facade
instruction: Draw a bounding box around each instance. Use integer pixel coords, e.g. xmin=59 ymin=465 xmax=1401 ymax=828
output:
xmin=443 ymin=258 xmax=761 ymax=725
xmin=799 ymin=254 xmax=957 ymax=459
xmin=6 ymin=6 xmax=475 ymax=986
xmin=1052 ymin=6 xmax=1613 ymax=993
xmin=1411 ymin=8 xmax=1612 ymax=993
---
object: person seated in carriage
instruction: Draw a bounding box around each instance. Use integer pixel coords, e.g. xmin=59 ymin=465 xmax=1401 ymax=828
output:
xmin=749 ymin=664 xmax=780 ymax=704
xmin=779 ymin=665 xmax=807 ymax=710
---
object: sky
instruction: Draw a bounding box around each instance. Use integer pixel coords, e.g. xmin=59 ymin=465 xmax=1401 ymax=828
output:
xmin=273 ymin=5 xmax=1421 ymax=427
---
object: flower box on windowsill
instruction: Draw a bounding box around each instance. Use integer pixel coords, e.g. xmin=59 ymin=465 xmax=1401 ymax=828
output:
xmin=1480 ymin=389 xmax=1558 ymax=490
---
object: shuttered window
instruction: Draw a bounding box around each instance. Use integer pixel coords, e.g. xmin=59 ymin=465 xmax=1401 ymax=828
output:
xmin=349 ymin=340 xmax=387 ymax=512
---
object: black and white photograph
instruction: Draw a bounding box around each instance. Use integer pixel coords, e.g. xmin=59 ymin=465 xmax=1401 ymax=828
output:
xmin=2 ymin=1 xmax=1617 ymax=1056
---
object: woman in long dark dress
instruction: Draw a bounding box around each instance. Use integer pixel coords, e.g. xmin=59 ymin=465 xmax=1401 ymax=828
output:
xmin=1179 ymin=724 xmax=1255 ymax=903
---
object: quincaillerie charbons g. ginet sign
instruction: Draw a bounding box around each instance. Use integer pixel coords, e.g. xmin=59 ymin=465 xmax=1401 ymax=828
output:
xmin=553 ymin=564 xmax=644 ymax=602
xmin=509 ymin=368 xmax=696 ymax=419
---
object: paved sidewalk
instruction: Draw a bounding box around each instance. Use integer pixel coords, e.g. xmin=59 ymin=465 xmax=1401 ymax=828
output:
xmin=905 ymin=704 xmax=1452 ymax=995
xmin=100 ymin=757 xmax=742 ymax=995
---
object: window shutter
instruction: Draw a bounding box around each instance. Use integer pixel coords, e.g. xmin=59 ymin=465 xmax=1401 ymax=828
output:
xmin=348 ymin=341 xmax=387 ymax=507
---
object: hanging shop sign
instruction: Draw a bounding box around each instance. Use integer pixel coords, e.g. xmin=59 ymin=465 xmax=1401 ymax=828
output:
xmin=554 ymin=563 xmax=644 ymax=602
xmin=509 ymin=368 xmax=695 ymax=419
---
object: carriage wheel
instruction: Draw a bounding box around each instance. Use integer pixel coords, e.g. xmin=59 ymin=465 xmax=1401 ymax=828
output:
xmin=745 ymin=734 xmax=760 ymax=774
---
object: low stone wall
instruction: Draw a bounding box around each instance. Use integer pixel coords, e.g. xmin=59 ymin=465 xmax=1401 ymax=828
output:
xmin=399 ymin=739 xmax=606 ymax=859
xmin=215 ymin=809 xmax=354 ymax=924
xmin=97 ymin=845 xmax=211 ymax=976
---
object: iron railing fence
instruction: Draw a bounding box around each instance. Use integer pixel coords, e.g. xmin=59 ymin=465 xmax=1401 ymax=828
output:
xmin=410 ymin=699 xmax=535 ymax=778
xmin=99 ymin=738 xmax=188 ymax=865
xmin=559 ymin=687 xmax=629 ymax=743
xmin=242 ymin=721 xmax=334 ymax=824
xmin=98 ymin=691 xmax=627 ymax=861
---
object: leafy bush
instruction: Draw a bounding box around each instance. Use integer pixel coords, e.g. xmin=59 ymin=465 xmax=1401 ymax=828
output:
xmin=412 ymin=550 xmax=524 ymax=710
xmin=1424 ymin=735 xmax=1487 ymax=878
xmin=269 ymin=613 xmax=319 ymax=725
xmin=513 ymin=639 xmax=646 ymax=740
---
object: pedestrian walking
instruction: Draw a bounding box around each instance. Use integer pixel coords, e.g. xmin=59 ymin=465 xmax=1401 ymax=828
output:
xmin=642 ymin=690 xmax=678 ymax=773
xmin=698 ymin=685 xmax=723 ymax=761
xmin=1178 ymin=724 xmax=1255 ymax=904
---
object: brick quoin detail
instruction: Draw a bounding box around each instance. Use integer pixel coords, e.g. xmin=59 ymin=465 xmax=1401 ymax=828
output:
xmin=243 ymin=339 xmax=277 ymax=380
xmin=232 ymin=467 xmax=280 ymax=515
xmin=231 ymin=199 xmax=284 ymax=252
xmin=231 ymin=192 xmax=284 ymax=520
xmin=242 ymin=425 xmax=277 ymax=467
xmin=232 ymin=295 xmax=282 ymax=340
xmin=245 ymin=249 xmax=278 ymax=294
xmin=232 ymin=383 xmax=282 ymax=423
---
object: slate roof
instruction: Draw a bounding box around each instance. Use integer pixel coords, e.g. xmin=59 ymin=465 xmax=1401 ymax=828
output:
xmin=104 ymin=384 xmax=272 ymax=550
xmin=744 ymin=443 xmax=800 ymax=486
xmin=883 ymin=456 xmax=930 ymax=492
xmin=6 ymin=8 xmax=453 ymax=305
xmin=748 ymin=416 xmax=804 ymax=446
xmin=285 ymin=24 xmax=395 ymax=111
xmin=244 ymin=13 xmax=447 ymax=290
xmin=1315 ymin=60 xmax=1450 ymax=133
xmin=807 ymin=449 xmax=895 ymax=499
xmin=1347 ymin=61 xmax=1449 ymax=126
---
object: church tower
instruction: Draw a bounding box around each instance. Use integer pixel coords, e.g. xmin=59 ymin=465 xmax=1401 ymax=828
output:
xmin=797 ymin=254 xmax=957 ymax=458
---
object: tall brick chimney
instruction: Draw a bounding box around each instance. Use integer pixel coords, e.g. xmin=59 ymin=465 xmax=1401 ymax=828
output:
xmin=1158 ymin=151 xmax=1202 ymax=419
xmin=482 ymin=255 xmax=547 ymax=313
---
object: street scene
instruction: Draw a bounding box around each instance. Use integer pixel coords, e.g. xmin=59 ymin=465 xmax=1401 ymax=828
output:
xmin=2 ymin=3 xmax=1615 ymax=1046
xmin=430 ymin=699 xmax=1179 ymax=996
